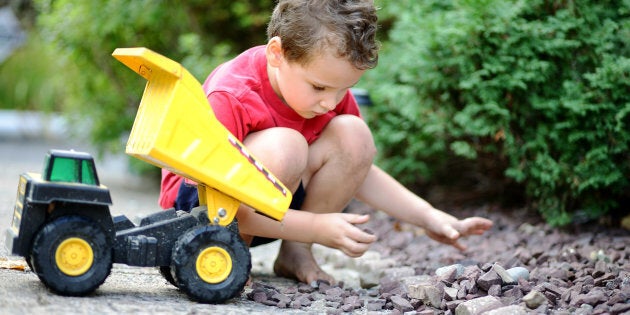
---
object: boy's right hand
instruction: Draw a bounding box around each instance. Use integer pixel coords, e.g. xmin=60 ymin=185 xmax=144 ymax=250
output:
xmin=312 ymin=213 xmax=376 ymax=257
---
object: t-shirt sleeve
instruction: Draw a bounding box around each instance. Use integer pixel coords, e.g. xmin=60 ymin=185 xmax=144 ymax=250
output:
xmin=207 ymin=91 xmax=252 ymax=142
xmin=338 ymin=90 xmax=362 ymax=117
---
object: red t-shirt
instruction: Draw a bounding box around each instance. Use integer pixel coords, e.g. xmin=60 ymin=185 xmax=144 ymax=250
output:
xmin=159 ymin=45 xmax=361 ymax=209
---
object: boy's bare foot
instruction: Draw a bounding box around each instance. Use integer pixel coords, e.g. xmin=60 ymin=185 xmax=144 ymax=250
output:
xmin=273 ymin=240 xmax=335 ymax=285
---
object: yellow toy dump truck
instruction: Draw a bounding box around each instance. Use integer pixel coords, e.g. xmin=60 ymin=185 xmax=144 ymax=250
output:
xmin=4 ymin=47 xmax=292 ymax=303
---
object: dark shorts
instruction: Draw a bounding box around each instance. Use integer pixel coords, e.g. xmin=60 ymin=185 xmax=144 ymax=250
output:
xmin=175 ymin=181 xmax=306 ymax=247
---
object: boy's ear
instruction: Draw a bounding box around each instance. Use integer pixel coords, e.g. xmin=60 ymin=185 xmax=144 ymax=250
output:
xmin=266 ymin=36 xmax=284 ymax=67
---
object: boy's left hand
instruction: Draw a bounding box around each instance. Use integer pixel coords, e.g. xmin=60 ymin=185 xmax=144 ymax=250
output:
xmin=424 ymin=210 xmax=493 ymax=251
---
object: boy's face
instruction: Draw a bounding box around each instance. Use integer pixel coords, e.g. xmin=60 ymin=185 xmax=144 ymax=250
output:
xmin=267 ymin=40 xmax=365 ymax=119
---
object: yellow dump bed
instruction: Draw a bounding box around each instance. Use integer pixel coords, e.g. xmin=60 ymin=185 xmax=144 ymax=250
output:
xmin=112 ymin=47 xmax=290 ymax=221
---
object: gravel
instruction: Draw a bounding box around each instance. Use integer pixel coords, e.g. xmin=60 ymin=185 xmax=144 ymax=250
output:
xmin=245 ymin=201 xmax=630 ymax=314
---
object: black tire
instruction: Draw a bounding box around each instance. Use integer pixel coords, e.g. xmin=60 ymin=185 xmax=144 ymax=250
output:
xmin=171 ymin=225 xmax=251 ymax=303
xmin=30 ymin=216 xmax=112 ymax=296
xmin=158 ymin=266 xmax=178 ymax=287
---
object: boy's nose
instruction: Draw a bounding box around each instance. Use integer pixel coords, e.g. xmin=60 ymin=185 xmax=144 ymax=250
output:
xmin=320 ymin=99 xmax=336 ymax=111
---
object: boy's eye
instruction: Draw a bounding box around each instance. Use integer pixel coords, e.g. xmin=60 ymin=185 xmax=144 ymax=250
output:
xmin=312 ymin=85 xmax=326 ymax=91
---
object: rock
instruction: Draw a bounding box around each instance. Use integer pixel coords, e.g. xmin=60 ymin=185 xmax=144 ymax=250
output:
xmin=270 ymin=292 xmax=291 ymax=306
xmin=366 ymin=299 xmax=386 ymax=311
xmin=316 ymin=280 xmax=333 ymax=292
xmin=607 ymin=289 xmax=629 ymax=305
xmin=506 ymin=267 xmax=530 ymax=282
xmin=502 ymin=285 xmax=523 ymax=300
xmin=436 ymin=264 xmax=465 ymax=281
xmin=401 ymin=275 xmax=433 ymax=287
xmin=540 ymin=282 xmax=563 ymax=300
xmin=353 ymin=251 xmax=397 ymax=288
xmin=480 ymin=262 xmax=493 ymax=272
xmin=590 ymin=249 xmax=610 ymax=262
xmin=444 ymin=286 xmax=459 ymax=301
xmin=523 ymin=290 xmax=547 ymax=309
xmin=553 ymin=269 xmax=571 ymax=285
xmin=343 ymin=295 xmax=362 ymax=310
xmin=297 ymin=282 xmax=315 ymax=293
xmin=476 ymin=270 xmax=502 ymax=291
xmin=574 ymin=304 xmax=594 ymax=315
xmin=461 ymin=265 xmax=483 ymax=282
xmin=390 ymin=295 xmax=414 ymax=312
xmin=324 ymin=287 xmax=345 ymax=303
xmin=570 ymin=289 xmax=607 ymax=306
xmin=487 ymin=284 xmax=502 ymax=297
xmin=249 ymin=289 xmax=267 ymax=303
xmin=454 ymin=296 xmax=503 ymax=315
xmin=290 ymin=295 xmax=311 ymax=308
xmin=384 ymin=266 xmax=416 ymax=279
xmin=445 ymin=300 xmax=463 ymax=312
xmin=611 ymin=302 xmax=630 ymax=314
xmin=595 ymin=272 xmax=616 ymax=286
xmin=457 ymin=286 xmax=467 ymax=299
xmin=462 ymin=279 xmax=477 ymax=295
xmin=380 ymin=276 xmax=405 ymax=295
xmin=491 ymin=263 xmax=515 ymax=285
xmin=340 ymin=303 xmax=355 ymax=312
xmin=517 ymin=277 xmax=532 ymax=294
xmin=482 ymin=305 xmax=528 ymax=315
xmin=593 ymin=260 xmax=607 ymax=278
xmin=407 ymin=282 xmax=445 ymax=307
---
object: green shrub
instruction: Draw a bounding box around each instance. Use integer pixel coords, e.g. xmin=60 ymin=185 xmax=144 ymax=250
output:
xmin=0 ymin=34 xmax=64 ymax=112
xmin=365 ymin=0 xmax=630 ymax=225
xmin=33 ymin=0 xmax=273 ymax=153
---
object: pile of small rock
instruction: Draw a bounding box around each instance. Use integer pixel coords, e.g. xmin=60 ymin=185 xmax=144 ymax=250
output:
xmin=246 ymin=205 xmax=630 ymax=314
xmin=248 ymin=259 xmax=629 ymax=314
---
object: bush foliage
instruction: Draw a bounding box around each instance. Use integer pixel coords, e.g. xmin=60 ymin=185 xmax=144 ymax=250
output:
xmin=32 ymin=0 xmax=273 ymax=152
xmin=365 ymin=0 xmax=630 ymax=225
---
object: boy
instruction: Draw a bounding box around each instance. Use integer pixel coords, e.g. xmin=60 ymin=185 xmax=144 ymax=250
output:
xmin=160 ymin=0 xmax=493 ymax=285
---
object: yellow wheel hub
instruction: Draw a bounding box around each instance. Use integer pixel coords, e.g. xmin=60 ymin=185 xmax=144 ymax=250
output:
xmin=196 ymin=246 xmax=232 ymax=284
xmin=55 ymin=237 xmax=94 ymax=276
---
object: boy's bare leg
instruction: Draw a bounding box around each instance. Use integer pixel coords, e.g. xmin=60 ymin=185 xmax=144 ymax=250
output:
xmin=273 ymin=115 xmax=376 ymax=284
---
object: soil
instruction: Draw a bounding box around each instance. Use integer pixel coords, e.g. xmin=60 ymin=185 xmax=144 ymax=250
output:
xmin=245 ymin=202 xmax=630 ymax=314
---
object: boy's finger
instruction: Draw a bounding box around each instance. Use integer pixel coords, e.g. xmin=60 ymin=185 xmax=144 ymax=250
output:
xmin=451 ymin=240 xmax=467 ymax=251
xmin=441 ymin=225 xmax=460 ymax=240
xmin=341 ymin=238 xmax=372 ymax=257
xmin=454 ymin=217 xmax=493 ymax=236
xmin=347 ymin=220 xmax=377 ymax=243
xmin=355 ymin=230 xmax=377 ymax=244
xmin=344 ymin=213 xmax=370 ymax=224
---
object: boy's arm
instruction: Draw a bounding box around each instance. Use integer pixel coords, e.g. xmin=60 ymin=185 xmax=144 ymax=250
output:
xmin=355 ymin=165 xmax=493 ymax=250
xmin=235 ymin=205 xmax=377 ymax=257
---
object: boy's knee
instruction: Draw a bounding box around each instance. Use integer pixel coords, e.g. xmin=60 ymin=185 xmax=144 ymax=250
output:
xmin=244 ymin=127 xmax=308 ymax=188
xmin=327 ymin=115 xmax=376 ymax=164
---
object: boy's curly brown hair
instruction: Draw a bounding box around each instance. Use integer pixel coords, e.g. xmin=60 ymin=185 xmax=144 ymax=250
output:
xmin=267 ymin=0 xmax=379 ymax=70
